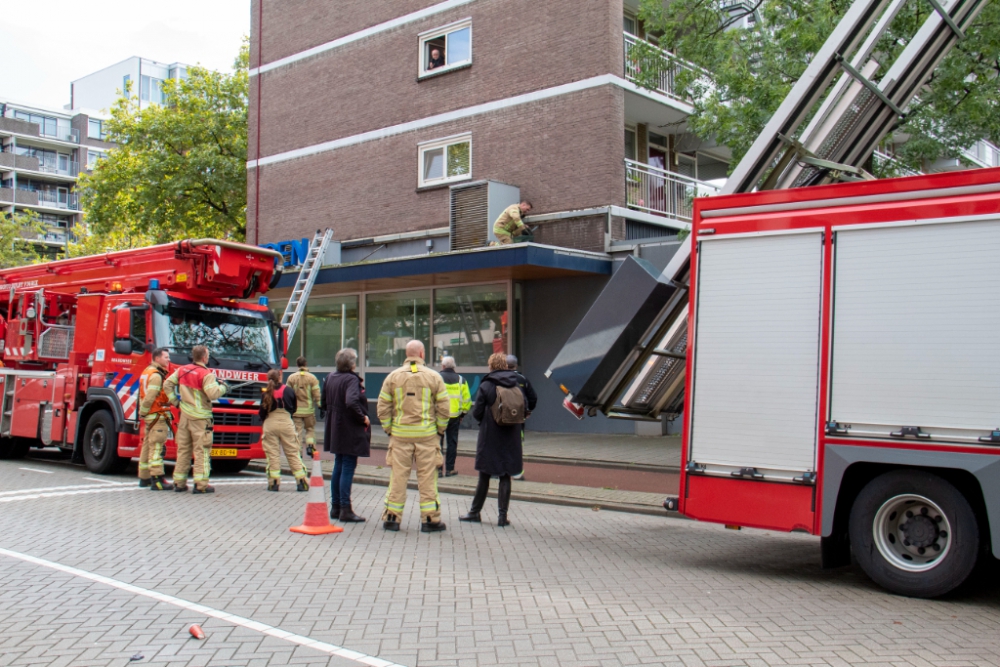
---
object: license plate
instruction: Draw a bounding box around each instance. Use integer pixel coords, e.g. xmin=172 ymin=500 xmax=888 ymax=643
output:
xmin=211 ymin=448 xmax=239 ymax=457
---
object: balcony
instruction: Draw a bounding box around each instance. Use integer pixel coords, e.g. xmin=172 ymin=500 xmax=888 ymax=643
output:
xmin=24 ymin=189 xmax=80 ymax=211
xmin=625 ymin=158 xmax=720 ymax=221
xmin=962 ymin=140 xmax=1000 ymax=168
xmin=37 ymin=160 xmax=80 ymax=177
xmin=623 ymin=33 xmax=702 ymax=102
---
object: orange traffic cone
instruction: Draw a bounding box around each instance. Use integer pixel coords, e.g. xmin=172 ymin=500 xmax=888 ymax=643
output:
xmin=290 ymin=451 xmax=343 ymax=535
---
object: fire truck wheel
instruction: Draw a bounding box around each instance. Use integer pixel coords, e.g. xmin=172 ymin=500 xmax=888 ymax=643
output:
xmin=81 ymin=411 xmax=129 ymax=475
xmin=212 ymin=460 xmax=250 ymax=475
xmin=849 ymin=470 xmax=979 ymax=598
xmin=0 ymin=437 xmax=30 ymax=460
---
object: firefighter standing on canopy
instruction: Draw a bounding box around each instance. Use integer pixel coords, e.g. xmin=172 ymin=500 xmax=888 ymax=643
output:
xmin=138 ymin=347 xmax=173 ymax=491
xmin=164 ymin=345 xmax=228 ymax=493
xmin=376 ymin=340 xmax=451 ymax=532
xmin=286 ymin=356 xmax=321 ymax=459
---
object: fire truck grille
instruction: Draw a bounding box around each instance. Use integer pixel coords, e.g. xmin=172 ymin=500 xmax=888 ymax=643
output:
xmin=212 ymin=431 xmax=260 ymax=446
xmin=224 ymin=382 xmax=266 ymax=401
xmin=213 ymin=412 xmax=259 ymax=427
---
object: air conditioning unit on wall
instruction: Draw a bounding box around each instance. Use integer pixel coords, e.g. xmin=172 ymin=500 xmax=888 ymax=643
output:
xmin=449 ymin=180 xmax=520 ymax=251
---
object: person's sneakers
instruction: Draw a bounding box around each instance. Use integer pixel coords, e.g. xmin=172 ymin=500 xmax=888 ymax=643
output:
xmin=512 ymin=472 xmax=525 ymax=481
xmin=458 ymin=511 xmax=481 ymax=522
xmin=138 ymin=478 xmax=151 ymax=488
xmin=295 ymin=477 xmax=309 ymax=492
xmin=192 ymin=485 xmax=215 ymax=494
xmin=421 ymin=518 xmax=447 ymax=533
xmin=383 ymin=514 xmax=401 ymax=531
xmin=340 ymin=505 xmax=366 ymax=523
xmin=445 ymin=470 xmax=459 ymax=477
xmin=267 ymin=478 xmax=280 ymax=492
xmin=149 ymin=476 xmax=173 ymax=491
xmin=173 ymin=483 xmax=189 ymax=493
xmin=330 ymin=504 xmax=342 ymax=520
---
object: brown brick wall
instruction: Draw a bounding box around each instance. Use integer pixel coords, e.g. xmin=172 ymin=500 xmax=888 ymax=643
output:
xmin=249 ymin=0 xmax=623 ymax=159
xmin=532 ymin=215 xmax=606 ymax=253
xmin=248 ymin=85 xmax=626 ymax=245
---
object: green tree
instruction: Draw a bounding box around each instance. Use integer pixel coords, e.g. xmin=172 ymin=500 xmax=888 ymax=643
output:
xmin=79 ymin=42 xmax=249 ymax=244
xmin=633 ymin=0 xmax=1000 ymax=175
xmin=0 ymin=210 xmax=46 ymax=268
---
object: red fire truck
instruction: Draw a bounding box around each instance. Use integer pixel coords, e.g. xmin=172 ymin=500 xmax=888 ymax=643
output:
xmin=548 ymin=168 xmax=1000 ymax=597
xmin=0 ymin=239 xmax=284 ymax=475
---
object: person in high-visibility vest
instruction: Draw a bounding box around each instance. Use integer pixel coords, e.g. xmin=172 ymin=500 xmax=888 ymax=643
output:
xmin=259 ymin=368 xmax=309 ymax=492
xmin=376 ymin=340 xmax=451 ymax=532
xmin=137 ymin=347 xmax=173 ymax=490
xmin=163 ymin=345 xmax=228 ymax=494
xmin=438 ymin=356 xmax=471 ymax=477
xmin=285 ymin=356 xmax=321 ymax=460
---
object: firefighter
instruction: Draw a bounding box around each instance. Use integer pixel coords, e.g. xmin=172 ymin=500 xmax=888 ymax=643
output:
xmin=438 ymin=356 xmax=471 ymax=477
xmin=491 ymin=201 xmax=532 ymax=245
xmin=285 ymin=356 xmax=321 ymax=460
xmin=376 ymin=340 xmax=451 ymax=532
xmin=163 ymin=345 xmax=228 ymax=494
xmin=260 ymin=368 xmax=309 ymax=491
xmin=137 ymin=347 xmax=173 ymax=490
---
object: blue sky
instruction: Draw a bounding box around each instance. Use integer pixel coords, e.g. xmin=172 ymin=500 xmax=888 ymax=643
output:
xmin=1 ymin=0 xmax=250 ymax=110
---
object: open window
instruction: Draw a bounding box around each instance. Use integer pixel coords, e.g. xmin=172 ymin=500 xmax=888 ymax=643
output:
xmin=418 ymin=134 xmax=471 ymax=188
xmin=419 ymin=19 xmax=472 ymax=78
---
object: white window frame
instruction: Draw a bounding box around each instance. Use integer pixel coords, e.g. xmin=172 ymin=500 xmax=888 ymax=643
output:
xmin=417 ymin=133 xmax=472 ymax=188
xmin=418 ymin=18 xmax=473 ymax=79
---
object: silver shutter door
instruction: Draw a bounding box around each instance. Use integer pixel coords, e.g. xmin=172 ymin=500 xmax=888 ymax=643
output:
xmin=690 ymin=232 xmax=823 ymax=472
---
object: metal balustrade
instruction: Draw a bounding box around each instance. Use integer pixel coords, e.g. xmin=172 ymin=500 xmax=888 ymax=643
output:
xmin=625 ymin=158 xmax=720 ymax=221
xmin=623 ymin=33 xmax=702 ymax=102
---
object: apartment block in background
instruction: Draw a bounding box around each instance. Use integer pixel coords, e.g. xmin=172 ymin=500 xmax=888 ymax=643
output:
xmin=71 ymin=57 xmax=190 ymax=113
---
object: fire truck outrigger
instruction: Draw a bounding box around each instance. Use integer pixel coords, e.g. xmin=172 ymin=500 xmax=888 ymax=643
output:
xmin=0 ymin=239 xmax=285 ymax=475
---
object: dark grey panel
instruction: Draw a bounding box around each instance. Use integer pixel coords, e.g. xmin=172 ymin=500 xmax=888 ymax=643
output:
xmin=823 ymin=444 xmax=1000 ymax=555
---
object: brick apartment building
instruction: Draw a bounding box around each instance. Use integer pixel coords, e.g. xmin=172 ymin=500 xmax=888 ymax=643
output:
xmin=248 ymin=0 xmax=997 ymax=434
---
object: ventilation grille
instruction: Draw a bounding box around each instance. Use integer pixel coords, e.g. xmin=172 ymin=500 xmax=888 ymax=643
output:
xmin=212 ymin=431 xmax=260 ymax=446
xmin=38 ymin=326 xmax=74 ymax=359
xmin=626 ymin=220 xmax=677 ymax=241
xmin=450 ymin=182 xmax=489 ymax=251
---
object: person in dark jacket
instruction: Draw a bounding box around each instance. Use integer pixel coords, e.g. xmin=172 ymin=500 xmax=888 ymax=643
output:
xmin=322 ymin=348 xmax=371 ymax=522
xmin=459 ymin=352 xmax=526 ymax=527
xmin=506 ymin=354 xmax=537 ymax=480
xmin=259 ymin=368 xmax=308 ymax=492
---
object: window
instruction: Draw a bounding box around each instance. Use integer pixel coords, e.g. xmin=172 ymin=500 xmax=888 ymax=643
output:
xmin=88 ymin=118 xmax=105 ymax=140
xmin=432 ymin=284 xmax=508 ymax=366
xmin=13 ymin=111 xmax=57 ymax=137
xmin=365 ymin=291 xmax=431 ymax=368
xmin=418 ymin=134 xmax=471 ymax=187
xmin=419 ymin=19 xmax=472 ymax=77
xmin=123 ymin=74 xmax=131 ymax=95
xmin=304 ymin=296 xmax=360 ymax=367
xmin=129 ymin=308 xmax=148 ymax=354
xmin=140 ymin=75 xmax=164 ymax=104
xmin=623 ymin=12 xmax=638 ymax=35
xmin=87 ymin=151 xmax=104 ymax=169
xmin=625 ymin=126 xmax=637 ymax=161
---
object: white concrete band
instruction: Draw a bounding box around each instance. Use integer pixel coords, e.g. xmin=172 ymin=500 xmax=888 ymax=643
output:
xmin=0 ymin=546 xmax=408 ymax=667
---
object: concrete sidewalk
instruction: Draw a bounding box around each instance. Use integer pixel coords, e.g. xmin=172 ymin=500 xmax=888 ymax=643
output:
xmin=317 ymin=422 xmax=682 ymax=472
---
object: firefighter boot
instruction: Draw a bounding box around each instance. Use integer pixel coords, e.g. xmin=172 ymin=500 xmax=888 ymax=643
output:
xmin=296 ymin=477 xmax=309 ymax=492
xmin=174 ymin=482 xmax=189 ymax=493
xmin=138 ymin=478 xmax=152 ymax=488
xmin=267 ymin=478 xmax=280 ymax=492
xmin=498 ymin=475 xmax=512 ymax=527
xmin=149 ymin=476 xmax=173 ymax=491
xmin=421 ymin=517 xmax=447 ymax=533
xmin=383 ymin=513 xmax=400 ymax=531
xmin=192 ymin=485 xmax=215 ymax=494
xmin=340 ymin=504 xmax=366 ymax=523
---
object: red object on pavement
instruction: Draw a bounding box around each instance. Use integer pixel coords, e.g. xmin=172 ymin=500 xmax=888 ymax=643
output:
xmin=189 ymin=624 xmax=205 ymax=640
xmin=290 ymin=452 xmax=343 ymax=535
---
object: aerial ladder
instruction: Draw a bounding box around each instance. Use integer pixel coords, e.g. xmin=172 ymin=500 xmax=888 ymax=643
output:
xmin=546 ymin=0 xmax=990 ymax=421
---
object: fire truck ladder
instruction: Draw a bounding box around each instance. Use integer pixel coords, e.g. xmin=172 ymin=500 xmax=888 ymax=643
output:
xmin=280 ymin=228 xmax=333 ymax=344
xmin=456 ymin=295 xmax=489 ymax=366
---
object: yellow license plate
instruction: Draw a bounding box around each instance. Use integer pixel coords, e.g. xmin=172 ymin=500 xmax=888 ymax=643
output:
xmin=211 ymin=448 xmax=239 ymax=457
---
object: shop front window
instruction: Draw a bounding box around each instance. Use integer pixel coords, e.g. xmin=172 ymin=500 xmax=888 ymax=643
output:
xmin=304 ymin=296 xmax=360 ymax=367
xmin=365 ymin=290 xmax=431 ymax=368
xmin=433 ymin=284 xmax=508 ymax=367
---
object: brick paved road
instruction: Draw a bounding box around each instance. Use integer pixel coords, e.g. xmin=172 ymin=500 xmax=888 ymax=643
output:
xmin=1 ymin=459 xmax=998 ymax=667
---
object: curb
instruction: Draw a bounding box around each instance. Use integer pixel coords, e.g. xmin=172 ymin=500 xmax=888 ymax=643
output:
xmin=246 ymin=462 xmax=671 ymax=518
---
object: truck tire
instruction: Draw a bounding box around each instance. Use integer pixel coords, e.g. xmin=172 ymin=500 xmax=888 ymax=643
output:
xmin=849 ymin=470 xmax=979 ymax=598
xmin=81 ymin=411 xmax=130 ymax=475
xmin=212 ymin=459 xmax=250 ymax=475
xmin=0 ymin=437 xmax=30 ymax=460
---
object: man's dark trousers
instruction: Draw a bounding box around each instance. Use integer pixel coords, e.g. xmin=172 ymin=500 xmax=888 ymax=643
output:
xmin=441 ymin=417 xmax=461 ymax=472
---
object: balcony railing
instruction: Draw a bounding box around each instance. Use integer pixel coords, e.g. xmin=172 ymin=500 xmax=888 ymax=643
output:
xmin=625 ymin=158 xmax=720 ymax=221
xmin=962 ymin=140 xmax=1000 ymax=168
xmin=33 ymin=189 xmax=80 ymax=211
xmin=37 ymin=160 xmax=80 ymax=177
xmin=873 ymin=151 xmax=920 ymax=177
xmin=623 ymin=33 xmax=702 ymax=102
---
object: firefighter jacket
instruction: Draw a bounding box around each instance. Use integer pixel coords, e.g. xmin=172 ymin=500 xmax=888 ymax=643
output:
xmin=258 ymin=384 xmax=297 ymax=421
xmin=139 ymin=363 xmax=172 ymax=423
xmin=377 ymin=357 xmax=450 ymax=439
xmin=286 ymin=368 xmax=320 ymax=417
xmin=439 ymin=369 xmax=472 ymax=418
xmin=493 ymin=204 xmax=526 ymax=238
xmin=164 ymin=362 xmax=227 ymax=420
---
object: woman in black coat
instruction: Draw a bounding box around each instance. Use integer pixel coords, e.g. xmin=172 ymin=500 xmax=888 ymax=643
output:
xmin=460 ymin=352 xmax=526 ymax=527
xmin=322 ymin=348 xmax=370 ymax=522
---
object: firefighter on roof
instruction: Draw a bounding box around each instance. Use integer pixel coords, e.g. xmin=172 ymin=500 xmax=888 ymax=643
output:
xmin=376 ymin=340 xmax=451 ymax=532
xmin=285 ymin=356 xmax=321 ymax=460
xmin=138 ymin=347 xmax=173 ymax=491
xmin=164 ymin=345 xmax=228 ymax=494
xmin=491 ymin=201 xmax=533 ymax=245
xmin=259 ymin=368 xmax=309 ymax=491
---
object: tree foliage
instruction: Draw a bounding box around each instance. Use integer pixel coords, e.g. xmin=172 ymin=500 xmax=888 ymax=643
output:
xmin=634 ymin=0 xmax=1000 ymax=173
xmin=0 ymin=210 xmax=46 ymax=268
xmin=79 ymin=42 xmax=249 ymax=245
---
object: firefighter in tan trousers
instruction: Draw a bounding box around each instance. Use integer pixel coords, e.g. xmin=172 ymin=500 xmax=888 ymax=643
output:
xmin=259 ymin=368 xmax=309 ymax=491
xmin=164 ymin=345 xmax=228 ymax=494
xmin=285 ymin=356 xmax=321 ymax=459
xmin=376 ymin=340 xmax=451 ymax=533
xmin=491 ymin=201 xmax=532 ymax=245
xmin=137 ymin=347 xmax=173 ymax=490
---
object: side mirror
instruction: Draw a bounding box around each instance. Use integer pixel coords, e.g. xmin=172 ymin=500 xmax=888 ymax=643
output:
xmin=113 ymin=339 xmax=132 ymax=355
xmin=114 ymin=307 xmax=131 ymax=340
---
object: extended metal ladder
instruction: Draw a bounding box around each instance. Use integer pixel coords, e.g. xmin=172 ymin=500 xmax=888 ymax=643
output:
xmin=455 ymin=295 xmax=488 ymax=366
xmin=280 ymin=228 xmax=333 ymax=344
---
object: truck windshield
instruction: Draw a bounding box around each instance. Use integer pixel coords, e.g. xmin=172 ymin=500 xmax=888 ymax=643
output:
xmin=152 ymin=300 xmax=279 ymax=368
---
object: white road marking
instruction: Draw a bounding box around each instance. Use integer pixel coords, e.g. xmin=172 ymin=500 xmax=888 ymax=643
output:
xmin=18 ymin=467 xmax=54 ymax=474
xmin=0 ymin=487 xmax=140 ymax=503
xmin=0 ymin=483 xmax=125 ymax=497
xmin=0 ymin=547 xmax=407 ymax=667
xmin=82 ymin=477 xmax=129 ymax=485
